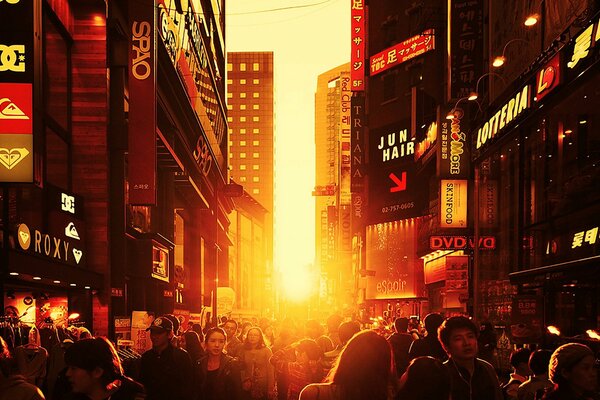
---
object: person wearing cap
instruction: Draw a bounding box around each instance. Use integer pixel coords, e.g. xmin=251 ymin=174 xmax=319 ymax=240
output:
xmin=140 ymin=316 xmax=194 ymax=400
xmin=542 ymin=342 xmax=598 ymax=400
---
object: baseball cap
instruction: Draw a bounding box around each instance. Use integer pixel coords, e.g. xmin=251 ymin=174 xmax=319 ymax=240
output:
xmin=146 ymin=316 xmax=173 ymax=332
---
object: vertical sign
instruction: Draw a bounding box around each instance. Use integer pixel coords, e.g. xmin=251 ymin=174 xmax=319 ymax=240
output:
xmin=340 ymin=72 xmax=352 ymax=206
xmin=438 ymin=107 xmax=469 ymax=179
xmin=351 ymin=0 xmax=365 ymax=91
xmin=351 ymin=93 xmax=365 ymax=192
xmin=448 ymin=0 xmax=483 ymax=100
xmin=128 ymin=0 xmax=156 ymax=205
xmin=0 ymin=0 xmax=35 ymax=182
xmin=440 ymin=179 xmax=468 ymax=228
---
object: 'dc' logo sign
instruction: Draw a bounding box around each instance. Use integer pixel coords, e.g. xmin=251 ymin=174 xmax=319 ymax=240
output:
xmin=17 ymin=223 xmax=30 ymax=250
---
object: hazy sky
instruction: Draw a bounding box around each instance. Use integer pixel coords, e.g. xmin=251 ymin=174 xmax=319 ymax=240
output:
xmin=226 ymin=0 xmax=350 ymax=275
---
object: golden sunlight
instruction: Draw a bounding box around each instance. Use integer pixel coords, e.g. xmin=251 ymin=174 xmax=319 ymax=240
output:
xmin=280 ymin=266 xmax=314 ymax=303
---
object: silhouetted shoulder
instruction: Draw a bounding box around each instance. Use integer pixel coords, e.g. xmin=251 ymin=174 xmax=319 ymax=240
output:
xmin=299 ymin=383 xmax=338 ymax=400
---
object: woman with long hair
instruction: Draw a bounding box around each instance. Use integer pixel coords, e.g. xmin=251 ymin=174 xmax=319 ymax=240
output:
xmin=180 ymin=331 xmax=205 ymax=364
xmin=299 ymin=330 xmax=396 ymax=400
xmin=238 ymin=327 xmax=276 ymax=400
xmin=397 ymin=356 xmax=450 ymax=400
xmin=196 ymin=327 xmax=243 ymax=400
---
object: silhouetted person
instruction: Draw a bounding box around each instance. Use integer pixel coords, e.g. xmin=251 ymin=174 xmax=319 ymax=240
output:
xmin=398 ymin=356 xmax=451 ymax=400
xmin=542 ymin=343 xmax=598 ymax=400
xmin=408 ymin=313 xmax=447 ymax=361
xmin=517 ymin=350 xmax=552 ymax=400
xmin=0 ymin=336 xmax=45 ymax=400
xmin=388 ymin=317 xmax=414 ymax=376
xmin=503 ymin=348 xmax=532 ymax=400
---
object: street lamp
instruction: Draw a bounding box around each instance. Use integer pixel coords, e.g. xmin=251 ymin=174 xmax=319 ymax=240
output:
xmin=467 ymin=72 xmax=507 ymax=101
xmin=446 ymin=96 xmax=478 ymax=120
xmin=492 ymin=38 xmax=532 ymax=68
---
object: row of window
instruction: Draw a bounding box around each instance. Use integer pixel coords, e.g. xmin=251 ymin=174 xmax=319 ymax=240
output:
xmin=227 ymin=92 xmax=261 ymax=98
xmin=230 ymin=140 xmax=261 ymax=146
xmin=227 ymin=62 xmax=262 ymax=71
xmin=236 ymin=164 xmax=261 ymax=171
xmin=230 ymin=152 xmax=262 ymax=159
xmin=227 ymin=104 xmax=261 ymax=110
xmin=229 ymin=128 xmax=262 ymax=134
xmin=227 ymin=79 xmax=261 ymax=85
xmin=228 ymin=116 xmax=261 ymax=122
xmin=237 ymin=176 xmax=261 ymax=182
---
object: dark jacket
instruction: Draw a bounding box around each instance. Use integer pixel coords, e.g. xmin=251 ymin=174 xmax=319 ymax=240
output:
xmin=0 ymin=375 xmax=45 ymax=400
xmin=140 ymin=345 xmax=193 ymax=400
xmin=196 ymin=354 xmax=243 ymax=400
xmin=408 ymin=335 xmax=448 ymax=362
xmin=541 ymin=386 xmax=600 ymax=400
xmin=57 ymin=376 xmax=145 ymax=400
xmin=387 ymin=333 xmax=414 ymax=376
xmin=443 ymin=358 xmax=503 ymax=400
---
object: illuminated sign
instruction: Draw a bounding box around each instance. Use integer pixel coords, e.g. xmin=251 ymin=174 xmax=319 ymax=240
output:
xmin=439 ymin=107 xmax=469 ymax=178
xmin=535 ymin=55 xmax=560 ymax=101
xmin=430 ymin=236 xmax=496 ymax=250
xmin=440 ymin=179 xmax=468 ymax=228
xmin=350 ymin=0 xmax=365 ymax=91
xmin=571 ymin=226 xmax=598 ymax=249
xmin=340 ymin=72 xmax=352 ymax=206
xmin=376 ymin=128 xmax=415 ymax=163
xmin=152 ymin=245 xmax=170 ymax=282
xmin=475 ymin=84 xmax=531 ymax=150
xmin=414 ymin=122 xmax=437 ymax=161
xmin=370 ymin=29 xmax=435 ymax=76
xmin=312 ymin=185 xmax=336 ymax=196
xmin=566 ymin=17 xmax=600 ymax=70
xmin=350 ymin=93 xmax=365 ymax=192
xmin=16 ymin=223 xmax=84 ymax=265
xmin=0 ymin=134 xmax=32 ymax=181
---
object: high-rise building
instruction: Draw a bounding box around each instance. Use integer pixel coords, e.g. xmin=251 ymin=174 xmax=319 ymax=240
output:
xmin=314 ymin=63 xmax=352 ymax=311
xmin=226 ymin=52 xmax=274 ymax=314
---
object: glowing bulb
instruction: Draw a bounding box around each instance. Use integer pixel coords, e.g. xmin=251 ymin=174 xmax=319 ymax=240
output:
xmin=492 ymin=56 xmax=506 ymax=68
xmin=586 ymin=329 xmax=600 ymax=340
xmin=468 ymin=92 xmax=478 ymax=101
xmin=524 ymin=14 xmax=539 ymax=27
xmin=547 ymin=325 xmax=561 ymax=335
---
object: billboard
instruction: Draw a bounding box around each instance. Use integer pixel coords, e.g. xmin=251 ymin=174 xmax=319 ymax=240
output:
xmin=128 ymin=0 xmax=157 ymax=204
xmin=448 ymin=0 xmax=483 ymax=100
xmin=370 ymin=30 xmax=435 ymax=76
xmin=0 ymin=0 xmax=35 ymax=183
xmin=368 ymin=122 xmax=425 ymax=224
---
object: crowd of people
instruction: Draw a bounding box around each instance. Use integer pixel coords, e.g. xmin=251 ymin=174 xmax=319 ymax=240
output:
xmin=0 ymin=312 xmax=598 ymax=400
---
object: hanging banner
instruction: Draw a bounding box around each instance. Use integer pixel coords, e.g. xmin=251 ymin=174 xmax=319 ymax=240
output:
xmin=350 ymin=0 xmax=365 ymax=91
xmin=370 ymin=30 xmax=435 ymax=76
xmin=128 ymin=0 xmax=156 ymax=204
xmin=0 ymin=0 xmax=35 ymax=183
xmin=340 ymin=72 xmax=352 ymax=205
xmin=448 ymin=0 xmax=483 ymax=100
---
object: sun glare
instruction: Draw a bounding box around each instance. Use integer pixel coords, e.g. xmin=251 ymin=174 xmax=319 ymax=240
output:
xmin=280 ymin=267 xmax=314 ymax=303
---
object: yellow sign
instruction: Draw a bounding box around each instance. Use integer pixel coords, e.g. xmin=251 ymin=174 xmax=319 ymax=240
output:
xmin=0 ymin=134 xmax=32 ymax=182
xmin=17 ymin=223 xmax=30 ymax=250
xmin=440 ymin=180 xmax=468 ymax=228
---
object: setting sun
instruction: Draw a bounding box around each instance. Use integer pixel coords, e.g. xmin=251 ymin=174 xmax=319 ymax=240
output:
xmin=280 ymin=266 xmax=315 ymax=303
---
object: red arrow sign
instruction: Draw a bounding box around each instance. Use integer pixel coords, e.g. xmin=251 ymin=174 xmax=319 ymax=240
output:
xmin=389 ymin=171 xmax=407 ymax=192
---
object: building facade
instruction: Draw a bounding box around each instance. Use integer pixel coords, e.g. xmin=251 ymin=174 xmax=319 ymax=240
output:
xmin=226 ymin=51 xmax=275 ymax=317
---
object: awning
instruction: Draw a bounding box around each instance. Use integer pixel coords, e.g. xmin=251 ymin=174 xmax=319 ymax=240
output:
xmin=509 ymin=255 xmax=600 ymax=284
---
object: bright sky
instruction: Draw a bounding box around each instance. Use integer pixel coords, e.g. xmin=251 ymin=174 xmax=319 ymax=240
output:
xmin=226 ymin=0 xmax=350 ymax=277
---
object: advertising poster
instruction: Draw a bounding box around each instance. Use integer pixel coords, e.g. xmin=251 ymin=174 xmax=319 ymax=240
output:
xmin=37 ymin=296 xmax=69 ymax=327
xmin=511 ymin=295 xmax=543 ymax=344
xmin=4 ymin=292 xmax=36 ymax=325
xmin=131 ymin=311 xmax=154 ymax=355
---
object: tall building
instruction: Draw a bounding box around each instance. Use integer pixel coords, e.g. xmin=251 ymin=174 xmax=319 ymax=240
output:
xmin=226 ymin=52 xmax=274 ymax=315
xmin=314 ymin=63 xmax=353 ymax=313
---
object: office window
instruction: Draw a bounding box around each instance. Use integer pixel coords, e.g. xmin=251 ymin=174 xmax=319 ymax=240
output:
xmin=240 ymin=79 xmax=246 ymax=84
xmin=227 ymin=92 xmax=232 ymax=98
xmin=240 ymin=116 xmax=247 ymax=122
xmin=253 ymin=92 xmax=259 ymax=98
xmin=240 ymin=165 xmax=247 ymax=170
xmin=227 ymin=116 xmax=233 ymax=122
xmin=253 ymin=79 xmax=259 ymax=84
xmin=240 ymin=152 xmax=247 ymax=158
xmin=227 ymin=104 xmax=233 ymax=110
xmin=229 ymin=140 xmax=233 ymax=146
xmin=253 ymin=63 xmax=259 ymax=71
xmin=227 ymin=63 xmax=232 ymax=71
xmin=240 ymin=63 xmax=246 ymax=71
xmin=240 ymin=140 xmax=247 ymax=146
xmin=227 ymin=79 xmax=232 ymax=85
xmin=229 ymin=153 xmax=233 ymax=158
xmin=240 ymin=93 xmax=247 ymax=98
xmin=253 ymin=177 xmax=260 ymax=182
xmin=240 ymin=104 xmax=247 ymax=110
xmin=253 ymin=116 xmax=260 ymax=122
xmin=252 ymin=188 xmax=260 ymax=194
xmin=252 ymin=152 xmax=259 ymax=158
xmin=239 ymin=176 xmax=247 ymax=182
xmin=253 ymin=140 xmax=260 ymax=146
xmin=228 ymin=128 xmax=233 ymax=134
xmin=253 ymin=128 xmax=260 ymax=133
xmin=240 ymin=128 xmax=247 ymax=134
xmin=252 ymin=165 xmax=260 ymax=170
xmin=253 ymin=104 xmax=260 ymax=110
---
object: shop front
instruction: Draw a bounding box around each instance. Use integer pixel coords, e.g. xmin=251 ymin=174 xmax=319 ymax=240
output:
xmin=473 ymin=13 xmax=600 ymax=339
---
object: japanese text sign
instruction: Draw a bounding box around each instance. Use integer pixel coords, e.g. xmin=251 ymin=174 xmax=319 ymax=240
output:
xmin=351 ymin=0 xmax=365 ymax=90
xmin=369 ymin=29 xmax=435 ymax=76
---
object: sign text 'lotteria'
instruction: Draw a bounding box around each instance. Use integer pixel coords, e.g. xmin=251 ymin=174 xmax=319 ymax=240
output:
xmin=476 ymin=85 xmax=530 ymax=150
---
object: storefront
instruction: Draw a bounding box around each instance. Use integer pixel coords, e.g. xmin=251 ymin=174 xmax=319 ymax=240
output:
xmin=473 ymin=13 xmax=600 ymax=338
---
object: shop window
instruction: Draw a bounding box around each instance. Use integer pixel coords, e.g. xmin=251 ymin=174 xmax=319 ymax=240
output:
xmin=240 ymin=165 xmax=246 ymax=170
xmin=240 ymin=140 xmax=246 ymax=146
xmin=240 ymin=152 xmax=246 ymax=158
xmin=252 ymin=188 xmax=260 ymax=194
xmin=252 ymin=165 xmax=259 ymax=170
xmin=253 ymin=128 xmax=260 ymax=133
xmin=240 ymin=116 xmax=246 ymax=122
xmin=240 ymin=128 xmax=246 ymax=134
xmin=252 ymin=176 xmax=259 ymax=182
xmin=240 ymin=93 xmax=247 ymax=98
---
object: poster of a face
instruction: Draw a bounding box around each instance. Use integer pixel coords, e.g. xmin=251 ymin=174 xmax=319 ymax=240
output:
xmin=4 ymin=293 xmax=36 ymax=325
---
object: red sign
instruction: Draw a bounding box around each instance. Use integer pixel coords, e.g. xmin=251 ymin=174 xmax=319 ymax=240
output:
xmin=128 ymin=0 xmax=156 ymax=205
xmin=351 ymin=0 xmax=365 ymax=91
xmin=0 ymin=83 xmax=32 ymax=134
xmin=535 ymin=54 xmax=560 ymax=102
xmin=370 ymin=29 xmax=435 ymax=76
xmin=430 ymin=236 xmax=496 ymax=250
xmin=389 ymin=171 xmax=407 ymax=192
